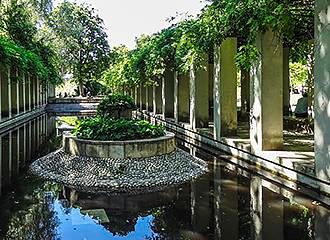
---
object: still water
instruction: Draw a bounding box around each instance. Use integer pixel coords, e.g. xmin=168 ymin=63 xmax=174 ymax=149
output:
xmin=0 ymin=115 xmax=329 ymax=239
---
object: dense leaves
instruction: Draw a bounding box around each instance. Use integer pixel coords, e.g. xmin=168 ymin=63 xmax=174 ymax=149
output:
xmin=49 ymin=1 xmax=110 ymax=95
xmin=74 ymin=117 xmax=165 ymax=141
xmin=0 ymin=0 xmax=61 ymax=85
xmin=102 ymin=0 xmax=314 ymax=90
xmin=97 ymin=93 xmax=136 ymax=116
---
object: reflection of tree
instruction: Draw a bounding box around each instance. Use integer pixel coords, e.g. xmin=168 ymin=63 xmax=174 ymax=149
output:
xmin=0 ymin=176 xmax=61 ymax=240
xmin=102 ymin=212 xmax=138 ymax=237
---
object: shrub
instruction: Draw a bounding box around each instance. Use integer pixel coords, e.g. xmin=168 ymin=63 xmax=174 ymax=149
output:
xmin=97 ymin=93 xmax=136 ymax=117
xmin=73 ymin=116 xmax=165 ymax=141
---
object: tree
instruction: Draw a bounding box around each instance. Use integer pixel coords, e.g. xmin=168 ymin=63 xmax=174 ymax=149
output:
xmin=49 ymin=2 xmax=110 ymax=96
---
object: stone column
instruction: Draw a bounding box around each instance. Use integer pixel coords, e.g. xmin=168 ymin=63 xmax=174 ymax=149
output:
xmin=153 ymin=79 xmax=162 ymax=115
xmin=1 ymin=67 xmax=10 ymax=120
xmin=214 ymin=38 xmax=238 ymax=140
xmin=209 ymin=62 xmax=214 ymax=121
xmin=250 ymin=30 xmax=283 ymax=152
xmin=8 ymin=68 xmax=12 ymax=118
xmin=283 ymin=47 xmax=290 ymax=116
xmin=30 ymin=76 xmax=34 ymax=110
xmin=147 ymin=86 xmax=153 ymax=112
xmin=10 ymin=67 xmax=18 ymax=116
xmin=174 ymin=72 xmax=190 ymax=123
xmin=140 ymin=84 xmax=146 ymax=110
xmin=315 ymin=0 xmax=330 ymax=192
xmin=241 ymin=68 xmax=250 ymax=114
xmin=26 ymin=74 xmax=31 ymax=111
xmin=190 ymin=53 xmax=209 ymax=129
xmin=134 ymin=87 xmax=139 ymax=108
xmin=18 ymin=71 xmax=24 ymax=113
xmin=162 ymin=67 xmax=175 ymax=118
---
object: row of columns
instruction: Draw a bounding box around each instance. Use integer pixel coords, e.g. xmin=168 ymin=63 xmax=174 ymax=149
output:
xmin=132 ymin=33 xmax=286 ymax=152
xmin=0 ymin=66 xmax=53 ymax=122
xmin=131 ymin=1 xmax=330 ymax=190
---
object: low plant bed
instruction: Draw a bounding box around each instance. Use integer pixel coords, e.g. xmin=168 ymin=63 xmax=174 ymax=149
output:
xmin=97 ymin=93 xmax=136 ymax=118
xmin=73 ymin=116 xmax=166 ymax=141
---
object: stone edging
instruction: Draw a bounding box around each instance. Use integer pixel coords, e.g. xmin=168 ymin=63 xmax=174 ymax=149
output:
xmin=63 ymin=132 xmax=176 ymax=159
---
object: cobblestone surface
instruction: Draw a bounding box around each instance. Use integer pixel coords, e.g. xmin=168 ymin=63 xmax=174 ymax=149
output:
xmin=30 ymin=149 xmax=208 ymax=194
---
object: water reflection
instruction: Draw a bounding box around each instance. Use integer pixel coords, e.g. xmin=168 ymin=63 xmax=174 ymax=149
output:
xmin=0 ymin=114 xmax=56 ymax=196
xmin=0 ymin=121 xmax=330 ymax=239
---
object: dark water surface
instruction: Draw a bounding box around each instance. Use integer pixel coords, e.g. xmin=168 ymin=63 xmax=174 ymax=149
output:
xmin=0 ymin=116 xmax=329 ymax=239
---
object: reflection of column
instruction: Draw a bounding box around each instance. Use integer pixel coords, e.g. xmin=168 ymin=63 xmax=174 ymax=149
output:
xmin=214 ymin=38 xmax=238 ymax=139
xmin=263 ymin=188 xmax=284 ymax=240
xmin=220 ymin=167 xmax=239 ymax=239
xmin=250 ymin=30 xmax=283 ymax=152
xmin=250 ymin=176 xmax=262 ymax=240
xmin=213 ymin=158 xmax=221 ymax=240
xmin=190 ymin=53 xmax=209 ymax=129
xmin=19 ymin=126 xmax=25 ymax=169
xmin=315 ymin=0 xmax=330 ymax=193
xmin=0 ymin=137 xmax=2 ymax=196
xmin=11 ymin=130 xmax=18 ymax=178
xmin=1 ymin=134 xmax=12 ymax=186
xmin=315 ymin=205 xmax=330 ymax=240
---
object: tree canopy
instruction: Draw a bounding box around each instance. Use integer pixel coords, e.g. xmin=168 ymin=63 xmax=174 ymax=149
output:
xmin=49 ymin=1 xmax=110 ymax=95
xmin=102 ymin=0 xmax=314 ymax=90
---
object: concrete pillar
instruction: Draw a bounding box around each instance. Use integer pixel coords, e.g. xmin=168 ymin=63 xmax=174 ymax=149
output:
xmin=134 ymin=87 xmax=139 ymax=108
xmin=24 ymin=73 xmax=31 ymax=112
xmin=250 ymin=30 xmax=283 ymax=152
xmin=162 ymin=67 xmax=175 ymax=118
xmin=174 ymin=72 xmax=190 ymax=123
xmin=36 ymin=77 xmax=40 ymax=107
xmin=1 ymin=67 xmax=10 ymax=120
xmin=153 ymin=79 xmax=162 ymax=115
xmin=18 ymin=71 xmax=24 ymax=113
xmin=209 ymin=62 xmax=214 ymax=120
xmin=140 ymin=84 xmax=146 ymax=110
xmin=214 ymin=38 xmax=238 ymax=139
xmin=241 ymin=68 xmax=250 ymax=114
xmin=251 ymin=176 xmax=262 ymax=240
xmin=315 ymin=0 xmax=330 ymax=192
xmin=283 ymin=47 xmax=290 ymax=116
xmin=30 ymin=75 xmax=34 ymax=110
xmin=190 ymin=53 xmax=209 ymax=129
xmin=147 ymin=86 xmax=153 ymax=112
xmin=8 ymin=68 xmax=12 ymax=118
xmin=10 ymin=67 xmax=18 ymax=116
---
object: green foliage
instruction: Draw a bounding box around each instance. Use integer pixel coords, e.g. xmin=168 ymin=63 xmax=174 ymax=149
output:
xmin=74 ymin=117 xmax=165 ymax=141
xmin=97 ymin=93 xmax=136 ymax=116
xmin=290 ymin=62 xmax=308 ymax=87
xmin=0 ymin=0 xmax=61 ymax=85
xmin=49 ymin=1 xmax=110 ymax=94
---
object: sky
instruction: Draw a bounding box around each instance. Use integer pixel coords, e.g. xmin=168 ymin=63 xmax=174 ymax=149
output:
xmin=56 ymin=0 xmax=207 ymax=49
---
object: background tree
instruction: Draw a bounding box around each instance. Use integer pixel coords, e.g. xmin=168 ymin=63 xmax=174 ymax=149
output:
xmin=49 ymin=2 xmax=110 ymax=96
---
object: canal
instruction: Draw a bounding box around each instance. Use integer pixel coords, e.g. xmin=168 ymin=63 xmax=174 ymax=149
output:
xmin=0 ymin=115 xmax=329 ymax=239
